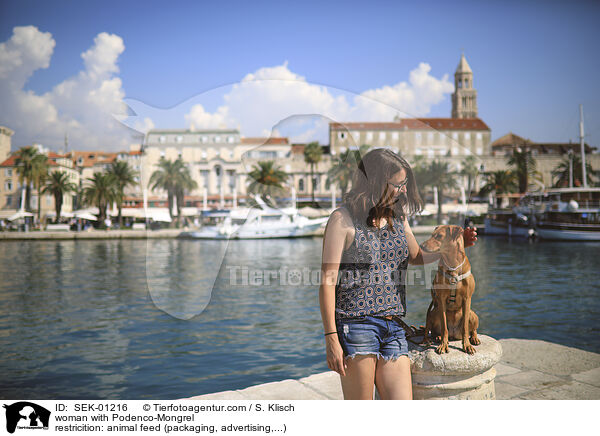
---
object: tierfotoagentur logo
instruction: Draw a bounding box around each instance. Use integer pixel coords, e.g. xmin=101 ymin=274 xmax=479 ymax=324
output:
xmin=3 ymin=402 xmax=51 ymax=434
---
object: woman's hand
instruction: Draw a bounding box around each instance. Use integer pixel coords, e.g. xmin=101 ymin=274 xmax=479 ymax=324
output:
xmin=325 ymin=335 xmax=347 ymax=376
xmin=464 ymin=226 xmax=478 ymax=247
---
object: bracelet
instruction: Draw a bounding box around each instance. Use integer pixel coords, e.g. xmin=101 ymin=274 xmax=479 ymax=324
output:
xmin=324 ymin=331 xmax=337 ymax=336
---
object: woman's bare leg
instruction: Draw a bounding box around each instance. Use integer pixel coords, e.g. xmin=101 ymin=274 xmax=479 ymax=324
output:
xmin=339 ymin=354 xmax=377 ymax=400
xmin=374 ymin=355 xmax=412 ymax=400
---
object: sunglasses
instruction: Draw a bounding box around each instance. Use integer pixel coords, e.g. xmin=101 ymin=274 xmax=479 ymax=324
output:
xmin=388 ymin=178 xmax=408 ymax=190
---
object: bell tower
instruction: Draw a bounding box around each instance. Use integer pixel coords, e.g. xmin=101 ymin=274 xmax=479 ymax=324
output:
xmin=451 ymin=53 xmax=478 ymax=118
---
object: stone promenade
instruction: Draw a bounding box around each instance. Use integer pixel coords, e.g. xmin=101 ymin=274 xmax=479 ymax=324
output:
xmin=186 ymin=338 xmax=600 ymax=400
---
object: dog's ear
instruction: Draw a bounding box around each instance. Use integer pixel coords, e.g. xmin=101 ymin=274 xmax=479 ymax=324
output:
xmin=451 ymin=226 xmax=464 ymax=241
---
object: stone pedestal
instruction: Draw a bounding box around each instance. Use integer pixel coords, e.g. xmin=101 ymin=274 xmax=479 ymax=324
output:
xmin=408 ymin=334 xmax=502 ymax=400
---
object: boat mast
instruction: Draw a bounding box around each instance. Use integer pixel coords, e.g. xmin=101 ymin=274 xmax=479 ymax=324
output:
xmin=580 ymin=104 xmax=588 ymax=188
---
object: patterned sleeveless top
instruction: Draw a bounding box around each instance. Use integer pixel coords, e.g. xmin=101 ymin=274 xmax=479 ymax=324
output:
xmin=335 ymin=206 xmax=410 ymax=320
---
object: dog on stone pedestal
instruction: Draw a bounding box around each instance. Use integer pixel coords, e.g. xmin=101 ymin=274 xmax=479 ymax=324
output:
xmin=420 ymin=225 xmax=480 ymax=355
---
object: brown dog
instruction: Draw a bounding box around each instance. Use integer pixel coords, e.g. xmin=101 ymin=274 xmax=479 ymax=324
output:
xmin=420 ymin=225 xmax=480 ymax=354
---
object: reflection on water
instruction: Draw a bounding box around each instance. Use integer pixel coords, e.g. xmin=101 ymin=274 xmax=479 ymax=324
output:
xmin=0 ymin=237 xmax=598 ymax=399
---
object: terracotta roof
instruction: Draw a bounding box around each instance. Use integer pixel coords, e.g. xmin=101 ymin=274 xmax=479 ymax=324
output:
xmin=240 ymin=137 xmax=289 ymax=145
xmin=491 ymin=132 xmax=532 ymax=147
xmin=128 ymin=150 xmax=142 ymax=156
xmin=0 ymin=155 xmax=18 ymax=167
xmin=70 ymin=151 xmax=118 ymax=167
xmin=1 ymin=153 xmax=61 ymax=167
xmin=330 ymin=118 xmax=490 ymax=131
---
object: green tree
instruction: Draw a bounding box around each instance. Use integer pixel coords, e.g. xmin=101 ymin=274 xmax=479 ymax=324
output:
xmin=327 ymin=145 xmax=370 ymax=197
xmin=426 ymin=160 xmax=458 ymax=224
xmin=480 ymin=170 xmax=518 ymax=208
xmin=507 ymin=147 xmax=537 ymax=193
xmin=303 ymin=141 xmax=323 ymax=203
xmin=42 ymin=171 xmax=77 ymax=223
xmin=410 ymin=155 xmax=433 ymax=202
xmin=460 ymin=155 xmax=480 ymax=199
xmin=247 ymin=160 xmax=289 ymax=206
xmin=174 ymin=166 xmax=198 ymax=226
xmin=31 ymin=153 xmax=50 ymax=224
xmin=83 ymin=172 xmax=118 ymax=224
xmin=14 ymin=146 xmax=41 ymax=212
xmin=107 ymin=160 xmax=138 ymax=228
xmin=149 ymin=157 xmax=196 ymax=226
xmin=552 ymin=153 xmax=597 ymax=188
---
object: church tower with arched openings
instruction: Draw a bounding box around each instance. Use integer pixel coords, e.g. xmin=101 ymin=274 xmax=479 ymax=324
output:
xmin=452 ymin=53 xmax=478 ymax=118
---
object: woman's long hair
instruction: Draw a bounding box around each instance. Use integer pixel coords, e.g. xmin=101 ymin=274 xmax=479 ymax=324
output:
xmin=343 ymin=148 xmax=423 ymax=231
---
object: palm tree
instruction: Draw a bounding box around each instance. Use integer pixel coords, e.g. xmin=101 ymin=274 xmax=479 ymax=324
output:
xmin=149 ymin=158 xmax=196 ymax=226
xmin=42 ymin=171 xmax=77 ymax=223
xmin=460 ymin=155 xmax=480 ymax=199
xmin=247 ymin=160 xmax=289 ymax=206
xmin=480 ymin=170 xmax=518 ymax=208
xmin=31 ymin=154 xmax=49 ymax=224
xmin=410 ymin=155 xmax=433 ymax=202
xmin=14 ymin=146 xmax=40 ymax=212
xmin=174 ymin=167 xmax=198 ymax=226
xmin=327 ymin=145 xmax=370 ymax=197
xmin=83 ymin=172 xmax=118 ymax=224
xmin=507 ymin=147 xmax=537 ymax=193
xmin=552 ymin=153 xmax=597 ymax=187
xmin=303 ymin=141 xmax=323 ymax=203
xmin=426 ymin=160 xmax=458 ymax=224
xmin=107 ymin=160 xmax=138 ymax=228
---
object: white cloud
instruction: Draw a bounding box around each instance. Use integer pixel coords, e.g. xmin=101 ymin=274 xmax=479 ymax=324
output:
xmin=0 ymin=26 xmax=131 ymax=151
xmin=183 ymin=61 xmax=454 ymax=141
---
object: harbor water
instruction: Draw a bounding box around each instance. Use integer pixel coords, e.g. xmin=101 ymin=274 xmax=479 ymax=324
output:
xmin=0 ymin=236 xmax=598 ymax=399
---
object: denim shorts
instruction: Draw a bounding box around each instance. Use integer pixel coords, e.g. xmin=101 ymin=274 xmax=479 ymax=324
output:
xmin=335 ymin=315 xmax=409 ymax=361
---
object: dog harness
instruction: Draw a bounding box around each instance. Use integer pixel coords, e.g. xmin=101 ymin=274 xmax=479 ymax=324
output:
xmin=439 ymin=258 xmax=472 ymax=302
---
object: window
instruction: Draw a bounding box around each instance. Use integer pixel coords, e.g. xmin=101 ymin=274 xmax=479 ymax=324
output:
xmin=160 ymin=151 xmax=165 ymax=158
xmin=457 ymin=81 xmax=462 ymax=88
xmin=392 ymin=132 xmax=399 ymax=140
xmin=214 ymin=136 xmax=221 ymax=143
xmin=298 ymin=178 xmax=304 ymax=192
xmin=366 ymin=132 xmax=373 ymax=141
xmin=230 ymin=149 xmax=235 ymax=159
xmin=415 ymin=148 xmax=422 ymax=156
xmin=428 ymin=132 xmax=434 ymax=143
xmin=476 ymin=147 xmax=483 ymax=155
xmin=352 ymin=131 xmax=360 ymax=142
xmin=452 ymin=132 xmax=458 ymax=140
xmin=5 ymin=181 xmax=12 ymax=191
xmin=201 ymin=150 xmax=207 ymax=159
xmin=476 ymin=132 xmax=482 ymax=141
xmin=6 ymin=196 xmax=12 ymax=206
xmin=338 ymin=132 xmax=346 ymax=140
xmin=415 ymin=132 xmax=422 ymax=144
xmin=202 ymin=136 xmax=208 ymax=143
xmin=464 ymin=132 xmax=471 ymax=141
xmin=159 ymin=136 xmax=166 ymax=143
xmin=379 ymin=132 xmax=386 ymax=141
xmin=176 ymin=135 xmax=183 ymax=143
xmin=427 ymin=149 xmax=434 ymax=158
xmin=5 ymin=168 xmax=12 ymax=176
xmin=313 ymin=176 xmax=319 ymax=192
xmin=227 ymin=136 xmax=235 ymax=143
xmin=452 ymin=147 xmax=458 ymax=156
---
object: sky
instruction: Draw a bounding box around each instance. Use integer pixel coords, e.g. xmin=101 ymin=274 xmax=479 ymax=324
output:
xmin=1 ymin=0 xmax=599 ymax=152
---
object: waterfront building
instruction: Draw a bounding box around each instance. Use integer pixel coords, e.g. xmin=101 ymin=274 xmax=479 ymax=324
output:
xmin=0 ymin=140 xmax=79 ymax=221
xmin=329 ymin=54 xmax=491 ymax=158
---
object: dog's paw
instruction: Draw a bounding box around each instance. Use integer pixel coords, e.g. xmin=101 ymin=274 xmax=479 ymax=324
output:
xmin=436 ymin=343 xmax=448 ymax=354
xmin=463 ymin=344 xmax=476 ymax=354
xmin=471 ymin=336 xmax=481 ymax=346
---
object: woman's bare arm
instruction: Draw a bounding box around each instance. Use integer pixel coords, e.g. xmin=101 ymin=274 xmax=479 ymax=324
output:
xmin=318 ymin=209 xmax=350 ymax=376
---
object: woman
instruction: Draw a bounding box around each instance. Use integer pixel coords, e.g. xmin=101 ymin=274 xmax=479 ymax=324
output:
xmin=319 ymin=148 xmax=477 ymax=400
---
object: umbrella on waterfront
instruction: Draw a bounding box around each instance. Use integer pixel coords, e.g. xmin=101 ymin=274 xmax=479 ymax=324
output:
xmin=8 ymin=210 xmax=34 ymax=221
xmin=74 ymin=212 xmax=98 ymax=221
